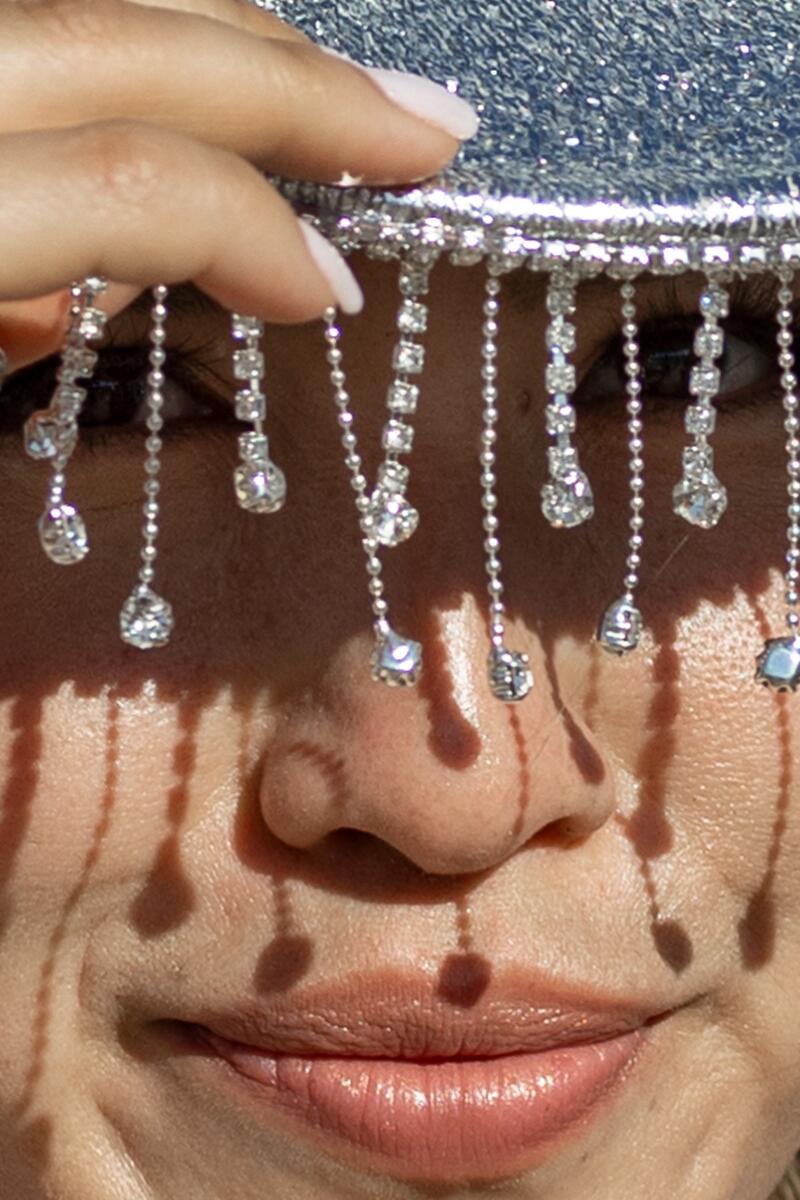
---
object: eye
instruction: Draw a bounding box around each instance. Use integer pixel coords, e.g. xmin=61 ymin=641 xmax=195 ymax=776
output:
xmin=0 ymin=344 xmax=231 ymax=435
xmin=577 ymin=317 xmax=781 ymax=408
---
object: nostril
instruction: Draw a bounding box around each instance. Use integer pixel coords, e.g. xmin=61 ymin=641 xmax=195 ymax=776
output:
xmin=527 ymin=816 xmax=594 ymax=849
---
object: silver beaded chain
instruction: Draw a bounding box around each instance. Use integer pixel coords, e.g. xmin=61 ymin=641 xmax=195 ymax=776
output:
xmin=119 ymin=285 xmax=175 ymax=650
xmin=598 ymin=280 xmax=645 ymax=654
xmin=231 ymin=314 xmax=287 ymax=514
xmin=777 ymin=270 xmax=800 ymax=636
xmin=480 ymin=272 xmax=532 ymax=701
xmin=322 ymin=308 xmax=422 ymax=685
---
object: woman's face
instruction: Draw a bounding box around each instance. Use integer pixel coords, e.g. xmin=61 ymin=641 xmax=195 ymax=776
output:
xmin=1 ymin=258 xmax=799 ymax=1200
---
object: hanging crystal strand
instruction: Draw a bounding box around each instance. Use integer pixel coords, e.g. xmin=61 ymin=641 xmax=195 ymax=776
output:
xmin=231 ymin=314 xmax=287 ymax=513
xmin=672 ymin=276 xmax=729 ymax=528
xmin=755 ymin=268 xmax=800 ymax=691
xmin=35 ymin=277 xmax=108 ymax=565
xmin=480 ymin=271 xmax=533 ymax=701
xmin=363 ymin=260 xmax=431 ymax=548
xmin=322 ymin=308 xmax=422 ymax=686
xmin=119 ymin=286 xmax=175 ymax=650
xmin=540 ymin=269 xmax=594 ymax=528
xmin=598 ymin=280 xmax=645 ymax=654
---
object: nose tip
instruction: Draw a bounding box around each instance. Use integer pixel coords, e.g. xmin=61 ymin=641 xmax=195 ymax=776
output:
xmin=257 ymin=623 xmax=616 ymax=878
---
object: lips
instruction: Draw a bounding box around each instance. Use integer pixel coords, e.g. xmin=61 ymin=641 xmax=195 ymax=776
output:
xmin=171 ymin=969 xmax=668 ymax=1182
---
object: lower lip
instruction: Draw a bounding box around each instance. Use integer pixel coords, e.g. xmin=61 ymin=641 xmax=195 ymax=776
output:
xmin=189 ymin=1024 xmax=645 ymax=1182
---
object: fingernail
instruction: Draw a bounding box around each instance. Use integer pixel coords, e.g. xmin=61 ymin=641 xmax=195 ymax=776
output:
xmin=319 ymin=46 xmax=479 ymax=141
xmin=299 ymin=221 xmax=363 ymax=315
xmin=364 ymin=68 xmax=480 ymax=140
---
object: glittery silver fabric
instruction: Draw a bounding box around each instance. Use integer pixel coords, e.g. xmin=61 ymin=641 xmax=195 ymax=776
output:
xmin=249 ymin=0 xmax=800 ymax=268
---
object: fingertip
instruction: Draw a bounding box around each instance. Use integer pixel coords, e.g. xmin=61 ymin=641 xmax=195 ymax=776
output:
xmin=299 ymin=221 xmax=364 ymax=315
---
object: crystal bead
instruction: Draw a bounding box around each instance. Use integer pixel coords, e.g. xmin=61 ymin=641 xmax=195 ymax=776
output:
xmin=79 ymin=307 xmax=108 ymax=340
xmin=755 ymin=636 xmax=800 ymax=691
xmin=377 ymin=461 xmax=410 ymax=492
xmin=684 ymin=404 xmax=717 ymax=436
xmin=38 ymin=502 xmax=89 ymax=564
xmin=597 ymin=598 xmax=643 ymax=655
xmin=120 ymin=586 xmax=174 ymax=650
xmin=398 ymin=300 xmax=428 ymax=334
xmin=488 ymin=646 xmax=533 ymax=702
xmin=24 ymin=410 xmax=76 ymax=460
xmin=62 ymin=346 xmax=98 ymax=377
xmin=693 ymin=326 xmax=724 ymax=359
xmin=392 ymin=341 xmax=425 ymax=375
xmin=54 ymin=384 xmax=86 ymax=416
xmin=541 ymin=469 xmax=595 ymax=528
xmin=235 ymin=389 xmax=266 ymax=422
xmin=672 ymin=471 xmax=728 ymax=528
xmin=399 ymin=268 xmax=430 ymax=297
xmin=699 ymin=288 xmax=729 ymax=320
xmin=382 ymin=420 xmax=414 ymax=454
xmin=234 ymin=461 xmax=286 ymax=513
xmin=546 ymin=362 xmax=576 ymax=394
xmin=547 ymin=444 xmax=578 ymax=475
xmin=545 ymin=402 xmax=576 ymax=436
xmin=371 ymin=493 xmax=419 ymax=547
xmin=450 ymin=228 xmax=485 ymax=266
xmin=681 ymin=444 xmax=713 ymax=477
xmin=546 ymin=286 xmax=576 ymax=316
xmin=372 ymin=626 xmax=422 ymax=685
xmin=546 ymin=317 xmax=577 ymax=353
xmin=233 ymin=349 xmax=265 ymax=380
xmin=238 ymin=431 xmax=269 ymax=463
xmin=387 ymin=380 xmax=419 ymax=414
xmin=689 ymin=364 xmax=721 ymax=397
xmin=232 ymin=314 xmax=264 ymax=340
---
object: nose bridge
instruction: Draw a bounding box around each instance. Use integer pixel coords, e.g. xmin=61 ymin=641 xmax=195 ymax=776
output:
xmin=257 ymin=597 xmax=615 ymax=876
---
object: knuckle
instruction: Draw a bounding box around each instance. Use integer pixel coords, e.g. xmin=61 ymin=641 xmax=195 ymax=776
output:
xmin=16 ymin=0 xmax=126 ymax=52
xmin=68 ymin=120 xmax=173 ymax=216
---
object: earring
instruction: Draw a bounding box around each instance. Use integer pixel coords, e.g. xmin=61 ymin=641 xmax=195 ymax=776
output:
xmin=598 ymin=280 xmax=645 ymax=654
xmin=672 ymin=277 xmax=729 ymax=529
xmin=541 ymin=270 xmax=594 ymax=528
xmin=480 ymin=270 xmax=533 ymax=701
xmin=755 ymin=269 xmax=800 ymax=691
xmin=119 ymin=285 xmax=175 ymax=650
xmin=322 ymin=260 xmax=430 ymax=686
xmin=231 ymin=314 xmax=287 ymax=513
xmin=31 ymin=277 xmax=108 ymax=565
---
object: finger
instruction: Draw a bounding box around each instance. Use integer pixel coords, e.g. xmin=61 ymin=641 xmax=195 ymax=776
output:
xmin=1 ymin=0 xmax=477 ymax=184
xmin=127 ymin=0 xmax=309 ymax=44
xmin=0 ymin=120 xmax=363 ymax=322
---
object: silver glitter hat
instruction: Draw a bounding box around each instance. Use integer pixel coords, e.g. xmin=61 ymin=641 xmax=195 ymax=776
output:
xmin=260 ymin=0 xmax=800 ymax=272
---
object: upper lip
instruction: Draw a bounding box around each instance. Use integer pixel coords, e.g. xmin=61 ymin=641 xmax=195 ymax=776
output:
xmin=183 ymin=968 xmax=674 ymax=1060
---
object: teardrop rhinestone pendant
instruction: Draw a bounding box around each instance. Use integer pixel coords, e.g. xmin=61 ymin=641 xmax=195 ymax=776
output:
xmin=672 ymin=446 xmax=728 ymax=529
xmin=598 ymin=598 xmax=643 ymax=655
xmin=488 ymin=646 xmax=533 ymax=702
xmin=38 ymin=502 xmax=89 ymax=565
xmin=120 ymin=585 xmax=174 ymax=650
xmin=372 ymin=624 xmax=422 ymax=686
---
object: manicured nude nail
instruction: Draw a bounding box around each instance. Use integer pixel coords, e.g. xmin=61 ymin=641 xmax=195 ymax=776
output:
xmin=364 ymin=68 xmax=480 ymax=140
xmin=299 ymin=221 xmax=363 ymax=315
xmin=320 ymin=46 xmax=479 ymax=141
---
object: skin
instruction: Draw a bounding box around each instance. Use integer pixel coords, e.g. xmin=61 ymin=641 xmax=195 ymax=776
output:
xmin=0 ymin=3 xmax=799 ymax=1199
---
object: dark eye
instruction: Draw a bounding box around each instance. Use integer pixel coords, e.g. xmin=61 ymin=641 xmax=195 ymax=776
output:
xmin=577 ymin=317 xmax=780 ymax=408
xmin=0 ymin=344 xmax=227 ymax=435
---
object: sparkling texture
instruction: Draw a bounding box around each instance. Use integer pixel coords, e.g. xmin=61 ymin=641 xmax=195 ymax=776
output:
xmin=234 ymin=462 xmax=287 ymax=512
xmin=371 ymin=492 xmax=419 ymax=546
xmin=233 ymin=349 xmax=265 ymax=380
xmin=257 ymin=0 xmax=800 ymax=255
xmin=392 ymin=341 xmax=425 ymax=374
xmin=488 ymin=646 xmax=533 ymax=702
xmin=685 ymin=404 xmax=717 ymax=435
xmin=232 ymin=314 xmax=265 ymax=339
xmin=54 ymin=384 xmax=86 ymax=416
xmin=694 ymin=326 xmax=724 ymax=359
xmin=755 ymin=636 xmax=800 ymax=692
xmin=235 ymin=389 xmax=267 ymax=422
xmin=239 ymin=432 xmax=269 ymax=463
xmin=38 ymin=502 xmax=89 ymax=564
xmin=689 ymin=364 xmax=721 ymax=397
xmin=120 ymin=586 xmax=175 ymax=650
xmin=377 ymin=460 xmax=411 ymax=492
xmin=398 ymin=300 xmax=428 ymax=334
xmin=24 ymin=411 xmax=76 ymax=460
xmin=387 ymin=380 xmax=419 ymax=414
xmin=541 ymin=469 xmax=595 ymax=528
xmin=598 ymin=598 xmax=643 ymax=655
xmin=372 ymin=626 xmax=422 ymax=685
xmin=382 ymin=420 xmax=414 ymax=454
xmin=545 ymin=403 xmax=576 ymax=436
xmin=672 ymin=472 xmax=728 ymax=528
xmin=546 ymin=362 xmax=577 ymax=394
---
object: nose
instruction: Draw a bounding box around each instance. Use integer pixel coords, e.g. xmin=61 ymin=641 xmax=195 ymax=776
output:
xmin=258 ymin=597 xmax=615 ymax=876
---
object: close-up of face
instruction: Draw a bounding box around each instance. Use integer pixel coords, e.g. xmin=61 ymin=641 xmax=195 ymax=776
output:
xmin=1 ymin=253 xmax=800 ymax=1200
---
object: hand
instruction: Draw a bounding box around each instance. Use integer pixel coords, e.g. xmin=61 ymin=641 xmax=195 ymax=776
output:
xmin=0 ymin=0 xmax=478 ymax=367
